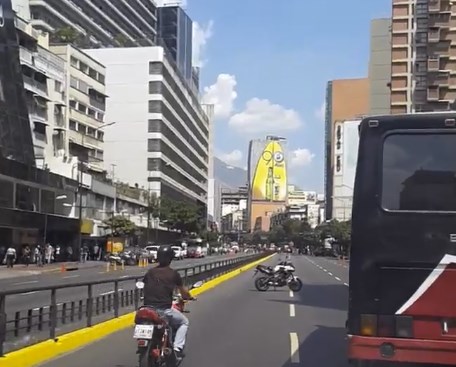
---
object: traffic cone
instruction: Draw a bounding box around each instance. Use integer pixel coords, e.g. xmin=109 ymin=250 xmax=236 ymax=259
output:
xmin=60 ymin=263 xmax=66 ymax=272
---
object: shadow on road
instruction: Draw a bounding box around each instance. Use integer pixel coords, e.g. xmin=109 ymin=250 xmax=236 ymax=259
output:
xmin=266 ymin=282 xmax=348 ymax=311
xmin=281 ymin=325 xmax=348 ymax=367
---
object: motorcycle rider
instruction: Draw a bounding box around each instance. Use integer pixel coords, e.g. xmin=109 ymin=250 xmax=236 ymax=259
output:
xmin=143 ymin=244 xmax=194 ymax=360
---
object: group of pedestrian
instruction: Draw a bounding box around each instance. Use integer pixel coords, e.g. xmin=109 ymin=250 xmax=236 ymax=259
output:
xmin=0 ymin=243 xmax=73 ymax=268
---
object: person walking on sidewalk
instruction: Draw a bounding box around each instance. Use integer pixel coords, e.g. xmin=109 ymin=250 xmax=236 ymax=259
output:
xmin=23 ymin=246 xmax=31 ymax=267
xmin=5 ymin=246 xmax=16 ymax=268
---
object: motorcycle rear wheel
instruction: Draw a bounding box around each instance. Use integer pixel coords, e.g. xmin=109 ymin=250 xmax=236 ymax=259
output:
xmin=255 ymin=277 xmax=270 ymax=291
xmin=288 ymin=278 xmax=303 ymax=292
xmin=139 ymin=346 xmax=157 ymax=367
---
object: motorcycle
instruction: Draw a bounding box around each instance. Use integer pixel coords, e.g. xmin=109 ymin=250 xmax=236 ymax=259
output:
xmin=253 ymin=259 xmax=302 ymax=292
xmin=134 ymin=280 xmax=203 ymax=367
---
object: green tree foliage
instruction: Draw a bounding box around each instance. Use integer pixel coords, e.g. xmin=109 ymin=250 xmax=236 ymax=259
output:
xmin=268 ymin=225 xmax=287 ymax=243
xmin=150 ymin=197 xmax=201 ymax=234
xmin=52 ymin=27 xmax=80 ymax=44
xmin=103 ymin=215 xmax=137 ymax=236
xmin=315 ymin=219 xmax=351 ymax=252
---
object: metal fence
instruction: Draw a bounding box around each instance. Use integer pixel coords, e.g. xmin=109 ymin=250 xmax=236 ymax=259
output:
xmin=0 ymin=252 xmax=270 ymax=355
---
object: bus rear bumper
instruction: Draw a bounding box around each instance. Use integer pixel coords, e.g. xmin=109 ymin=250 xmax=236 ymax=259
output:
xmin=348 ymin=335 xmax=456 ymax=365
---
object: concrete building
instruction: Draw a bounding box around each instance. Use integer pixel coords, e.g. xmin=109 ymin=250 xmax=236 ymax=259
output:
xmin=85 ymin=47 xmax=209 ymax=213
xmin=29 ymin=0 xmax=157 ymax=47
xmin=324 ymin=78 xmax=369 ymax=219
xmin=269 ymin=203 xmax=322 ymax=229
xmin=158 ymin=6 xmax=193 ymax=81
xmin=51 ymin=44 xmax=107 ymax=174
xmin=220 ymin=186 xmax=248 ymax=234
xmin=391 ymin=0 xmax=456 ymax=114
xmin=369 ymin=18 xmax=392 ymax=115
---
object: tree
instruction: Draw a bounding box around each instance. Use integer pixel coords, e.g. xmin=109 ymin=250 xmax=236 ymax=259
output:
xmin=154 ymin=197 xmax=201 ymax=234
xmin=268 ymin=225 xmax=286 ymax=244
xmin=51 ymin=27 xmax=80 ymax=44
xmin=103 ymin=215 xmax=136 ymax=236
xmin=282 ymin=219 xmax=311 ymax=239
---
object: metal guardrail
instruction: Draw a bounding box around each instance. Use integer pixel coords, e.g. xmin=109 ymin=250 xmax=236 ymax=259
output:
xmin=0 ymin=252 xmax=271 ymax=355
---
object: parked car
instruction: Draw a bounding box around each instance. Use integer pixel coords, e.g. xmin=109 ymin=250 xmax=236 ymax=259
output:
xmin=171 ymin=245 xmax=185 ymax=260
xmin=187 ymin=245 xmax=207 ymax=258
xmin=145 ymin=245 xmax=160 ymax=262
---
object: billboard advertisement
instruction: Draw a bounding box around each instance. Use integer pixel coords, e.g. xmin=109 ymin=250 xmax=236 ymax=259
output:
xmin=249 ymin=138 xmax=288 ymax=202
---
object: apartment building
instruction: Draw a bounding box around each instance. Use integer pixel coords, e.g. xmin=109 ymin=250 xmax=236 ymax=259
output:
xmin=85 ymin=47 xmax=210 ymax=212
xmin=29 ymin=0 xmax=157 ymax=47
xmin=391 ymin=0 xmax=456 ymax=113
xmin=324 ymin=78 xmax=369 ymax=220
xmin=51 ymin=44 xmax=107 ymax=174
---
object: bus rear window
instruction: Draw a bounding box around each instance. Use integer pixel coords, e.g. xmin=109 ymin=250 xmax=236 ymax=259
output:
xmin=382 ymin=133 xmax=456 ymax=212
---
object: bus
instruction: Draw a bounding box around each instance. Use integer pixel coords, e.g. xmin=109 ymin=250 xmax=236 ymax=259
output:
xmin=347 ymin=112 xmax=456 ymax=366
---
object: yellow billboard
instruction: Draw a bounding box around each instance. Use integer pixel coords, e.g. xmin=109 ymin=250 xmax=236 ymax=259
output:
xmin=251 ymin=140 xmax=287 ymax=201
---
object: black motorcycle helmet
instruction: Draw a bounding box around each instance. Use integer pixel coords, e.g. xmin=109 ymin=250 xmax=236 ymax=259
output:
xmin=156 ymin=245 xmax=174 ymax=266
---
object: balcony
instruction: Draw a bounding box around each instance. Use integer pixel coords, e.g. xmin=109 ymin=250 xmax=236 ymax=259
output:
xmin=429 ymin=0 xmax=440 ymax=12
xmin=428 ymin=73 xmax=449 ymax=86
xmin=23 ymin=75 xmax=48 ymax=98
xmin=28 ymin=105 xmax=48 ymax=123
xmin=428 ymin=87 xmax=440 ymax=100
xmin=54 ymin=114 xmax=65 ymax=128
xmin=30 ymin=18 xmax=55 ymax=33
xmin=19 ymin=47 xmax=33 ymax=66
xmin=428 ymin=58 xmax=440 ymax=71
xmin=429 ymin=29 xmax=441 ymax=42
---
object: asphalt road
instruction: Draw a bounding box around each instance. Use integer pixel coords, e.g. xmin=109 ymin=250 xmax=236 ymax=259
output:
xmin=39 ymin=255 xmax=350 ymax=367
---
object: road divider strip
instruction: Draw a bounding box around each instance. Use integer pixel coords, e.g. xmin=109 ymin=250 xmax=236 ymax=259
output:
xmin=0 ymin=253 xmax=275 ymax=367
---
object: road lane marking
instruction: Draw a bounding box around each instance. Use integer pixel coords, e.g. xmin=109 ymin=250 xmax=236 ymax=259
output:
xmin=100 ymin=288 xmax=123 ymax=296
xmin=13 ymin=280 xmax=38 ymax=285
xmin=98 ymin=271 xmax=106 ymax=274
xmin=120 ymin=275 xmax=129 ymax=278
xmin=328 ymin=272 xmax=333 ymax=276
xmin=290 ymin=332 xmax=300 ymax=363
xmin=63 ymin=275 xmax=80 ymax=279
xmin=289 ymin=290 xmax=294 ymax=298
xmin=19 ymin=291 xmax=36 ymax=296
xmin=289 ymin=304 xmax=295 ymax=317
xmin=335 ymin=277 xmax=341 ymax=281
xmin=323 ymin=269 xmax=327 ymax=272
xmin=344 ymin=282 xmax=349 ymax=286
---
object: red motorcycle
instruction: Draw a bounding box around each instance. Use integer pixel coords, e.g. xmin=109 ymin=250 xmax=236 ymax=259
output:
xmin=134 ymin=281 xmax=202 ymax=367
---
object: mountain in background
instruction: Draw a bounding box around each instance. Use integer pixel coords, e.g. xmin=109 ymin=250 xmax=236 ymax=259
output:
xmin=214 ymin=157 xmax=247 ymax=189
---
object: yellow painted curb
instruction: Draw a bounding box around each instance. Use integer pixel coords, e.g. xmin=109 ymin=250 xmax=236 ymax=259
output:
xmin=0 ymin=253 xmax=275 ymax=367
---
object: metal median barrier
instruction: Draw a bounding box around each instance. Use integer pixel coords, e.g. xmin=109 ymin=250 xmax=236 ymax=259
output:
xmin=0 ymin=252 xmax=271 ymax=355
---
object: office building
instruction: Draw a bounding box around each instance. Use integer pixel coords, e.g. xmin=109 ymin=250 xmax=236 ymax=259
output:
xmin=29 ymin=0 xmax=157 ymax=47
xmin=369 ymin=18 xmax=392 ymax=115
xmin=85 ymin=47 xmax=210 ymax=213
xmin=51 ymin=44 xmax=107 ymax=174
xmin=331 ymin=119 xmax=361 ymax=221
xmin=220 ymin=186 xmax=248 ymax=234
xmin=324 ymin=78 xmax=369 ymax=220
xmin=391 ymin=0 xmax=456 ymax=114
xmin=158 ymin=5 xmax=193 ymax=81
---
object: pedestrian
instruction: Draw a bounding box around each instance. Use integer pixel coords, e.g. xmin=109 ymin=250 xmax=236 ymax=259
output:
xmin=23 ymin=246 xmax=31 ymax=267
xmin=5 ymin=246 xmax=16 ymax=268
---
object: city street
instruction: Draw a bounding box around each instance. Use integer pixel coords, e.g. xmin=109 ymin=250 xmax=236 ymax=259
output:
xmin=2 ymin=254 xmax=248 ymax=315
xmin=39 ymin=255 xmax=350 ymax=367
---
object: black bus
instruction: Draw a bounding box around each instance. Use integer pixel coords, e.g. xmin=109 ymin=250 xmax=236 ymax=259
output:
xmin=348 ymin=112 xmax=456 ymax=366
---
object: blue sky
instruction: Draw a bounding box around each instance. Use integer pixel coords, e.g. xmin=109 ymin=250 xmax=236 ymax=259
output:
xmin=184 ymin=0 xmax=391 ymax=192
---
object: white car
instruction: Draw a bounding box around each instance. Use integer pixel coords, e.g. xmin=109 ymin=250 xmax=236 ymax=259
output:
xmin=171 ymin=246 xmax=184 ymax=260
xmin=145 ymin=245 xmax=160 ymax=262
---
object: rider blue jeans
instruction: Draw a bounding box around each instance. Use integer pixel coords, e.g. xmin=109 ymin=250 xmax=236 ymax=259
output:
xmin=163 ymin=308 xmax=189 ymax=351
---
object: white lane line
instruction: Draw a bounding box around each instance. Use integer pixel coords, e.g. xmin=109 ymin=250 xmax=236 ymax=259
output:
xmin=120 ymin=275 xmax=129 ymax=278
xmin=289 ymin=332 xmax=300 ymax=363
xmin=63 ymin=275 xmax=80 ymax=279
xmin=100 ymin=288 xmax=123 ymax=296
xmin=289 ymin=304 xmax=296 ymax=317
xmin=13 ymin=280 xmax=38 ymax=285
xmin=289 ymin=290 xmax=294 ymax=298
xmin=323 ymin=269 xmax=327 ymax=272
xmin=98 ymin=271 xmax=106 ymax=274
xmin=335 ymin=277 xmax=341 ymax=281
xmin=344 ymin=282 xmax=349 ymax=287
xmin=328 ymin=272 xmax=333 ymax=276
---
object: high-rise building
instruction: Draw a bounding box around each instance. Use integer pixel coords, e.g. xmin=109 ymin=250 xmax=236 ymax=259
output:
xmin=324 ymin=78 xmax=369 ymax=220
xmin=158 ymin=6 xmax=193 ymax=81
xmin=369 ymin=18 xmax=392 ymax=115
xmin=391 ymin=0 xmax=456 ymax=114
xmin=51 ymin=44 xmax=107 ymax=174
xmin=85 ymin=47 xmax=210 ymax=212
xmin=29 ymin=0 xmax=158 ymax=48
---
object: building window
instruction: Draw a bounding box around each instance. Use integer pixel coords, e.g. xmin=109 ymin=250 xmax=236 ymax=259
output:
xmin=147 ymin=158 xmax=161 ymax=171
xmin=149 ymin=81 xmax=162 ymax=94
xmin=40 ymin=190 xmax=55 ymax=214
xmin=70 ymin=56 xmax=78 ymax=67
xmin=147 ymin=139 xmax=161 ymax=152
xmin=69 ymin=100 xmax=77 ymax=108
xmin=0 ymin=179 xmax=14 ymax=208
xmin=148 ymin=100 xmax=162 ymax=113
xmin=148 ymin=119 xmax=161 ymax=132
xmin=70 ymin=76 xmax=78 ymax=89
xmin=382 ymin=133 xmax=456 ymax=211
xmin=69 ymin=120 xmax=77 ymax=131
xmin=149 ymin=62 xmax=162 ymax=74
xmin=54 ymin=80 xmax=62 ymax=93
xmin=15 ymin=184 xmax=39 ymax=211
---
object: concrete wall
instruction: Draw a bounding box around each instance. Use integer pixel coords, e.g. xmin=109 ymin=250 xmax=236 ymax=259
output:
xmin=369 ymin=18 xmax=392 ymax=115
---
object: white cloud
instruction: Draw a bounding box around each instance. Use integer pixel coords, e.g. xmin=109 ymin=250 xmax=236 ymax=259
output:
xmin=202 ymin=74 xmax=237 ymax=120
xmin=218 ymin=149 xmax=243 ymax=166
xmin=314 ymin=102 xmax=325 ymax=122
xmin=192 ymin=20 xmax=214 ymax=68
xmin=289 ymin=148 xmax=315 ymax=167
xmin=228 ymin=98 xmax=303 ymax=134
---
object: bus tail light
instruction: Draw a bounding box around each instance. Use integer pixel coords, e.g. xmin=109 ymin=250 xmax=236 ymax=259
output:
xmin=378 ymin=315 xmax=395 ymax=337
xmin=360 ymin=314 xmax=377 ymax=336
xmin=395 ymin=315 xmax=413 ymax=338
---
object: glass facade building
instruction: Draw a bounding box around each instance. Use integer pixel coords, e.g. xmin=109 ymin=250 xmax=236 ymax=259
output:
xmin=158 ymin=6 xmax=193 ymax=81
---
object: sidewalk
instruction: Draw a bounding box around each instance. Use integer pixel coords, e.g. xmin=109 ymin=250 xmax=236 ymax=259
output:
xmin=0 ymin=261 xmax=104 ymax=279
